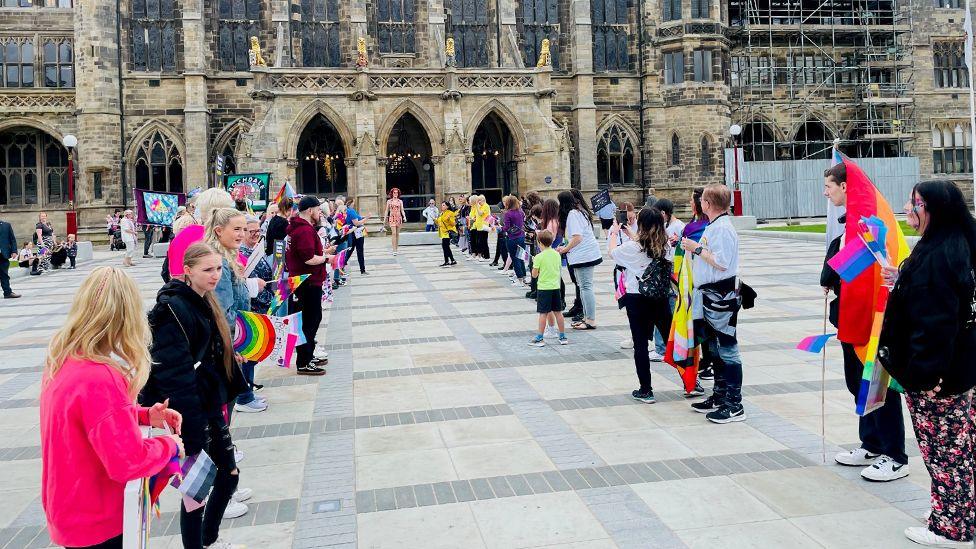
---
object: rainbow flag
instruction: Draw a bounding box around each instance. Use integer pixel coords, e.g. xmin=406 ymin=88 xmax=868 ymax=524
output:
xmin=832 ymin=150 xmax=910 ymax=415
xmin=268 ymin=274 xmax=310 ymax=314
xmin=147 ymin=454 xmax=181 ymax=506
xmin=664 ymin=245 xmax=698 ymax=392
xmin=272 ymin=181 xmax=297 ymax=203
xmin=233 ymin=311 xmax=276 ymax=362
xmin=796 ymin=333 xmax=836 ymax=353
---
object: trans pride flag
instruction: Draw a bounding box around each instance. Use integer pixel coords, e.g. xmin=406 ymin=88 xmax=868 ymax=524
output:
xmin=830 ymin=149 xmax=910 ymax=415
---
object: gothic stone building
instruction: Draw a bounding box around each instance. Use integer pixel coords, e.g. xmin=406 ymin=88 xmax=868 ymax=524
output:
xmin=0 ymin=0 xmax=971 ymax=238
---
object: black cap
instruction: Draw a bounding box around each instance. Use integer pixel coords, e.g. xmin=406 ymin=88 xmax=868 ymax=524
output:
xmin=298 ymin=195 xmax=321 ymax=212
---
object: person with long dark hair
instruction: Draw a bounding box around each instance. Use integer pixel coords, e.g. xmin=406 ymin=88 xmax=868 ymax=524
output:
xmin=608 ymin=207 xmax=674 ymax=403
xmin=878 ymin=180 xmax=976 ymax=548
xmin=502 ymin=195 xmax=528 ymax=287
xmin=556 ymin=191 xmax=602 ymax=330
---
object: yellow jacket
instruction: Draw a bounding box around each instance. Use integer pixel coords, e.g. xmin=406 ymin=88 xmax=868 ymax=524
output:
xmin=436 ymin=210 xmax=457 ymax=238
xmin=471 ymin=202 xmax=490 ymax=231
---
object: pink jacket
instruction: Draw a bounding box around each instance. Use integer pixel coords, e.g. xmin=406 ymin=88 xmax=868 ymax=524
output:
xmin=40 ymin=358 xmax=177 ymax=547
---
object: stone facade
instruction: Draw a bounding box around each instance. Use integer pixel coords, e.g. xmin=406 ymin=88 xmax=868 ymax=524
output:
xmin=0 ymin=0 xmax=971 ymax=238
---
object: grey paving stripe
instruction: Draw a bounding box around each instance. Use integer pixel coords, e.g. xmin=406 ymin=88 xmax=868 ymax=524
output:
xmin=0 ymin=498 xmax=299 ymax=548
xmin=354 ymin=448 xmax=815 ymax=515
xmin=399 ymin=256 xmax=687 ymax=549
xmin=323 ymin=334 xmax=456 ymax=350
xmin=0 ymin=372 xmax=40 ymax=402
xmin=292 ymin=283 xmax=358 ymax=549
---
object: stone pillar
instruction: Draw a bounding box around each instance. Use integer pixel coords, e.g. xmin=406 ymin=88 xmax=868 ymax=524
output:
xmin=353 ymin=73 xmax=380 ymax=220
xmin=569 ymin=0 xmax=598 ymax=192
xmin=182 ymin=0 xmax=209 ymax=189
xmin=441 ymin=69 xmax=471 ymax=198
xmin=428 ymin=0 xmax=446 ymax=68
xmin=73 ymin=1 xmax=124 ymax=218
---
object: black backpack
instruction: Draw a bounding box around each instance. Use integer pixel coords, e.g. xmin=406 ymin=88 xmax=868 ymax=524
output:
xmin=637 ymin=257 xmax=672 ymax=299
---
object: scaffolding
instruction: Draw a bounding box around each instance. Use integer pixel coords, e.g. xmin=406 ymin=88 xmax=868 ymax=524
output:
xmin=728 ymin=0 xmax=917 ymax=161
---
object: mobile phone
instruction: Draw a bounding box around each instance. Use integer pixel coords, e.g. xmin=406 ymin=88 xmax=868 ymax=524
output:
xmin=615 ymin=210 xmax=628 ymax=225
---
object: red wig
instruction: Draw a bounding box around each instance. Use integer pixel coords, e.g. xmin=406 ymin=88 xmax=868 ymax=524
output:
xmin=388 ymin=187 xmax=401 ymax=199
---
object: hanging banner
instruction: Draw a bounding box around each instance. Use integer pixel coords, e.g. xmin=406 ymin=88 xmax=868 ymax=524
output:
xmin=133 ymin=188 xmax=186 ymax=226
xmin=226 ymin=172 xmax=271 ymax=211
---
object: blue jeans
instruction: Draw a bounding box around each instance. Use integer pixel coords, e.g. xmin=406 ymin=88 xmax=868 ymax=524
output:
xmin=506 ymin=236 xmax=526 ymax=279
xmin=573 ymin=265 xmax=596 ymax=321
xmin=236 ymin=361 xmax=257 ymax=404
xmin=425 ymin=224 xmax=436 ymax=232
xmin=708 ymin=337 xmax=743 ymax=405
xmin=653 ymin=293 xmax=677 ymax=355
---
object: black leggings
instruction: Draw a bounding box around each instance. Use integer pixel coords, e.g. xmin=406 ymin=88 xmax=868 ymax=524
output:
xmin=67 ymin=535 xmax=123 ymax=549
xmin=471 ymin=230 xmax=490 ymax=259
xmin=441 ymin=238 xmax=455 ymax=263
xmin=493 ymin=233 xmax=509 ymax=264
xmin=352 ymin=236 xmax=366 ymax=273
xmin=622 ymin=293 xmax=673 ymax=391
xmin=181 ymin=416 xmax=239 ymax=549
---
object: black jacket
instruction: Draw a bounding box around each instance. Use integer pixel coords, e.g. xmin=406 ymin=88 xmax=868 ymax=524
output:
xmin=0 ymin=220 xmax=16 ymax=259
xmin=141 ymin=279 xmax=247 ymax=454
xmin=879 ymin=233 xmax=976 ymax=395
xmin=820 ymin=229 xmax=843 ymax=329
xmin=265 ymin=215 xmax=289 ymax=257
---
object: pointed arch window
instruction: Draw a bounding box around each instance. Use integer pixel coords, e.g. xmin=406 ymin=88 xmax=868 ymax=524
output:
xmin=449 ymin=0 xmax=490 ymax=67
xmin=131 ymin=0 xmax=180 ymax=72
xmin=1 ymin=39 xmax=34 ymax=87
xmin=700 ymin=136 xmax=713 ymax=176
xmin=597 ymin=123 xmax=636 ymax=188
xmin=0 ymin=127 xmax=67 ymax=206
xmin=133 ymin=130 xmax=183 ymax=192
xmin=43 ymin=38 xmax=73 ymax=87
xmin=213 ymin=124 xmax=246 ymax=185
xmin=518 ymin=0 xmax=560 ymax=69
xmin=934 ymin=42 xmax=968 ymax=88
xmin=932 ymin=122 xmax=973 ymax=174
xmin=297 ymin=0 xmax=341 ymax=67
xmin=670 ymin=133 xmax=681 ymax=166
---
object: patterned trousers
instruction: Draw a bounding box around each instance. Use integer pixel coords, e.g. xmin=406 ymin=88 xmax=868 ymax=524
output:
xmin=906 ymin=390 xmax=975 ymax=542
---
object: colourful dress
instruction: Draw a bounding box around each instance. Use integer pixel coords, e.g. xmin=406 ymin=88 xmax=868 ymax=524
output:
xmin=387 ymin=199 xmax=405 ymax=227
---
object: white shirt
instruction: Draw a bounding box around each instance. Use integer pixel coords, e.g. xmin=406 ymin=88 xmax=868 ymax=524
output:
xmin=565 ymin=209 xmax=603 ymax=266
xmin=422 ymin=206 xmax=439 ymax=224
xmin=120 ymin=218 xmax=137 ymax=240
xmin=692 ymin=214 xmax=738 ymax=286
xmin=609 ymin=240 xmax=652 ymax=294
xmin=665 ymin=218 xmax=686 ymax=261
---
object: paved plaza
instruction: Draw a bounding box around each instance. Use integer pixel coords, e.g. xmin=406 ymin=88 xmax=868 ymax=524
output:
xmin=0 ymin=235 xmax=932 ymax=549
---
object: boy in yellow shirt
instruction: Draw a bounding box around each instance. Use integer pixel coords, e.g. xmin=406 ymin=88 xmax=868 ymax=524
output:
xmin=530 ymin=230 xmax=567 ymax=346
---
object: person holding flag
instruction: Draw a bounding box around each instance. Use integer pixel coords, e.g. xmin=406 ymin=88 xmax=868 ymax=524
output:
xmin=820 ymin=160 xmax=909 ymax=482
xmin=879 ymin=180 xmax=976 ymax=548
xmin=287 ymin=196 xmax=334 ymax=375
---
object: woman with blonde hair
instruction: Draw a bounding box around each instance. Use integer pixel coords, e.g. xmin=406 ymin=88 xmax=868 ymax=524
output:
xmin=471 ymin=194 xmax=491 ymax=260
xmin=41 ymin=267 xmax=184 ymax=549
xmin=120 ymin=209 xmax=138 ymax=267
xmin=145 ymin=243 xmax=249 ymax=549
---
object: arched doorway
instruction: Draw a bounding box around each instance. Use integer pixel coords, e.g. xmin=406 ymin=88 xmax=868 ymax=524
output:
xmin=791 ymin=120 xmax=833 ymax=160
xmin=741 ymin=122 xmax=777 ymax=162
xmin=472 ymin=112 xmax=517 ymax=205
xmin=297 ymin=114 xmax=347 ymax=196
xmin=385 ymin=113 xmax=434 ymax=223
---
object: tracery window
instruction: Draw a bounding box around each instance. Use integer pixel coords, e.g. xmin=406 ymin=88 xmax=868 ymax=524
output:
xmin=1 ymin=39 xmax=34 ymax=87
xmin=670 ymin=133 xmax=681 ymax=165
xmin=932 ymin=123 xmax=973 ymax=174
xmin=376 ymin=0 xmax=415 ymax=54
xmin=0 ymin=128 xmax=68 ymax=206
xmin=217 ymin=0 xmax=260 ymax=71
xmin=133 ymin=130 xmax=184 ymax=192
xmin=592 ymin=0 xmax=629 ymax=72
xmin=519 ymin=0 xmax=560 ymax=69
xmin=298 ymin=0 xmax=341 ymax=67
xmin=663 ymin=0 xmax=680 ymax=21
xmin=596 ymin=124 xmax=636 ymax=188
xmin=43 ymin=38 xmax=73 ymax=87
xmin=131 ymin=0 xmax=179 ymax=72
xmin=934 ymin=42 xmax=968 ymax=88
xmin=449 ymin=0 xmax=490 ymax=67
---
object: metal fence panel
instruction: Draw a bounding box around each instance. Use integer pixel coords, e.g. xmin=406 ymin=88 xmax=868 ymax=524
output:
xmin=723 ymin=150 xmax=919 ymax=219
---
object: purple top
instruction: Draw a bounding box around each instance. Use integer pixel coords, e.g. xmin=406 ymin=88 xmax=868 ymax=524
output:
xmin=502 ymin=209 xmax=526 ymax=239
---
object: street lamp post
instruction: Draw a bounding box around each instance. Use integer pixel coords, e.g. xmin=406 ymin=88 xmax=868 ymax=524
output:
xmin=729 ymin=124 xmax=742 ymax=216
xmin=62 ymin=134 xmax=78 ymax=236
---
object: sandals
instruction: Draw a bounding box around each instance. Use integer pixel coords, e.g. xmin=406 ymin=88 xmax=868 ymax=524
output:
xmin=572 ymin=321 xmax=597 ymax=330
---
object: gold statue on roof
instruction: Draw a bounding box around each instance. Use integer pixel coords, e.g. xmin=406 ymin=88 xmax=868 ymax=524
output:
xmin=356 ymin=36 xmax=369 ymax=68
xmin=537 ymin=38 xmax=551 ymax=68
xmin=249 ymin=36 xmax=267 ymax=67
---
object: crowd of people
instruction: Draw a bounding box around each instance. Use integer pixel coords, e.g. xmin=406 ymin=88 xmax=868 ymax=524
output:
xmin=26 ymin=172 xmax=976 ymax=548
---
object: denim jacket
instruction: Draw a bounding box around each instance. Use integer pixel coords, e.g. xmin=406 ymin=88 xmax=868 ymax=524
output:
xmin=214 ymin=257 xmax=250 ymax=327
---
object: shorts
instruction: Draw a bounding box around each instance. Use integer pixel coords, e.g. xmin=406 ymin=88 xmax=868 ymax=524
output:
xmin=536 ymin=289 xmax=563 ymax=314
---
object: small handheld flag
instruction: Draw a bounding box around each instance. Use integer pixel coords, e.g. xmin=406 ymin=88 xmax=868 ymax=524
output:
xmin=827 ymin=236 xmax=874 ymax=283
xmin=171 ymin=450 xmax=218 ymax=504
xmin=796 ymin=334 xmax=836 ymax=354
xmin=516 ymin=245 xmax=530 ymax=264
xmin=233 ymin=311 xmax=276 ymax=362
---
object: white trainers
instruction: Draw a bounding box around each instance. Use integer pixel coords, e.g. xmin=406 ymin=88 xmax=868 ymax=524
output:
xmin=314 ymin=346 xmax=329 ymax=360
xmin=232 ymin=487 xmax=253 ymax=503
xmin=620 ymin=338 xmax=634 ymax=349
xmin=222 ymin=500 xmax=249 ymax=520
xmin=234 ymin=448 xmax=245 ymax=463
xmin=904 ymin=527 xmax=974 ymax=548
xmin=205 ymin=538 xmax=245 ymax=549
xmin=834 ymin=447 xmax=881 ymax=467
xmin=233 ymin=400 xmax=268 ymax=413
xmin=648 ymin=350 xmax=664 ymax=362
xmin=861 ymin=455 xmax=909 ymax=482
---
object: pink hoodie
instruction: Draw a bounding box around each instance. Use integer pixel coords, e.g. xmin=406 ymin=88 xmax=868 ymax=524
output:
xmin=40 ymin=358 xmax=177 ymax=547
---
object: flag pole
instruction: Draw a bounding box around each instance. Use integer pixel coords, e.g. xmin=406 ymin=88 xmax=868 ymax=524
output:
xmin=821 ymin=294 xmax=828 ymax=464
xmin=965 ymin=0 xmax=976 ymax=213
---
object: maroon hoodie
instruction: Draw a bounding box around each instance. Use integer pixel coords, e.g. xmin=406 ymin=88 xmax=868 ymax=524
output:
xmin=285 ymin=215 xmax=326 ymax=287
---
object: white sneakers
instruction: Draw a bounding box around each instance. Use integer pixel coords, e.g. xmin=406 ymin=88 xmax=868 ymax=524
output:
xmin=233 ymin=400 xmax=267 ymax=413
xmin=222 ymin=499 xmax=248 ymax=520
xmin=835 ymin=448 xmax=909 ymax=482
xmin=904 ymin=527 xmax=974 ymax=548
xmin=620 ymin=338 xmax=634 ymax=349
xmin=232 ymin=488 xmax=252 ymax=503
xmin=648 ymin=350 xmax=664 ymax=362
xmin=234 ymin=448 xmax=245 ymax=463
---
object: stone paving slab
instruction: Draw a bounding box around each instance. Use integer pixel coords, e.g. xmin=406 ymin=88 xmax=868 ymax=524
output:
xmin=0 ymin=238 xmax=930 ymax=549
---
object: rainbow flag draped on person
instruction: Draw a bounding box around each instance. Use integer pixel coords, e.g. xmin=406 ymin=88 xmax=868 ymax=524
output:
xmin=664 ymin=219 xmax=706 ymax=392
xmin=829 ymin=149 xmax=910 ymax=415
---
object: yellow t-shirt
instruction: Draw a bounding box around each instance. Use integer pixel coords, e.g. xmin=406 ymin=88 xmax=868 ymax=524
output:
xmin=437 ymin=210 xmax=457 ymax=238
xmin=471 ymin=203 xmax=490 ymax=231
